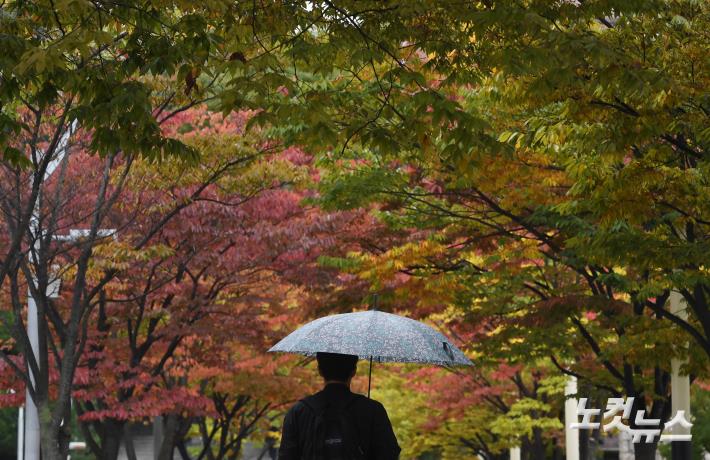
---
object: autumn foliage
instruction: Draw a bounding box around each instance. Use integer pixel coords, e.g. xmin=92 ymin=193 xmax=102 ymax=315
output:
xmin=0 ymin=107 xmax=383 ymax=459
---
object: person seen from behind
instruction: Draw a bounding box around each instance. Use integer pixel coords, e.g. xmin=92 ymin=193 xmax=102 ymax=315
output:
xmin=278 ymin=352 xmax=401 ymax=459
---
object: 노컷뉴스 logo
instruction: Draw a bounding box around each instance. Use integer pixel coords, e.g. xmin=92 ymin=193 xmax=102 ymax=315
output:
xmin=570 ymin=397 xmax=692 ymax=443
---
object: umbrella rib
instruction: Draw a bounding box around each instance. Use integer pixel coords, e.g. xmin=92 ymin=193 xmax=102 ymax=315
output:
xmin=366 ymin=310 xmax=379 ymax=360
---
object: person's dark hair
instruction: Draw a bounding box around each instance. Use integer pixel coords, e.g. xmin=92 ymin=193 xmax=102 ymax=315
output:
xmin=316 ymin=352 xmax=358 ymax=382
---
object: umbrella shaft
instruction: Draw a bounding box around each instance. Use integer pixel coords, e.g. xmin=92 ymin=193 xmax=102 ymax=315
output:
xmin=368 ymin=356 xmax=373 ymax=398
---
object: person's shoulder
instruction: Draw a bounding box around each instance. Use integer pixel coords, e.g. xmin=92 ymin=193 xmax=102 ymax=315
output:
xmin=301 ymin=390 xmax=327 ymax=407
xmin=286 ymin=398 xmax=310 ymax=417
xmin=293 ymin=390 xmax=332 ymax=415
xmin=351 ymin=393 xmax=386 ymax=412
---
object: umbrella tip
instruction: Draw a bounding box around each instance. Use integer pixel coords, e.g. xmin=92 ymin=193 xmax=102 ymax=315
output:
xmin=370 ymin=293 xmax=379 ymax=310
xmin=443 ymin=341 xmax=455 ymax=361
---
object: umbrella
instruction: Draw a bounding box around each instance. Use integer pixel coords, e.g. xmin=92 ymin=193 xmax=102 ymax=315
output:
xmin=268 ymin=310 xmax=472 ymax=396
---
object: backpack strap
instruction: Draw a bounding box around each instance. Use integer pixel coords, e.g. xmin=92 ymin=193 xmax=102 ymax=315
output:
xmin=336 ymin=396 xmax=366 ymax=458
xmin=299 ymin=397 xmax=326 ymax=459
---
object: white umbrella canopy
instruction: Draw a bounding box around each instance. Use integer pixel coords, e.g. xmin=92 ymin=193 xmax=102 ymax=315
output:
xmin=268 ymin=310 xmax=472 ymax=396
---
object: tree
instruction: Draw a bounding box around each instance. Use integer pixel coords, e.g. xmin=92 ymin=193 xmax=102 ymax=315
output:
xmin=221 ymin=3 xmax=709 ymax=458
xmin=4 ymin=2 xmax=707 ymax=458
xmin=0 ymin=101 xmax=272 ymax=458
xmin=0 ymin=407 xmax=18 ymax=459
xmin=313 ymin=148 xmax=702 ymax=459
xmin=374 ymin=363 xmax=567 ymax=460
xmin=52 ymin=106 xmax=282 ymax=459
xmin=688 ymin=383 xmax=710 ymax=459
xmin=0 ymin=0 xmax=270 ymax=456
xmin=172 ymin=348 xmax=315 ymax=460
xmin=47 ymin=106 xmax=380 ymax=460
xmin=228 ymin=0 xmax=710 ymax=369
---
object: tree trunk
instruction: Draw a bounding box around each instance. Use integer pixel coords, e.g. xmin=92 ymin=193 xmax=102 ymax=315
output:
xmin=177 ymin=440 xmax=193 ymax=460
xmin=579 ymin=428 xmax=590 ymax=460
xmin=38 ymin=401 xmax=63 ymax=460
xmin=634 ymin=441 xmax=658 ymax=460
xmin=551 ymin=442 xmax=563 ymax=460
xmin=174 ymin=416 xmax=194 ymax=460
xmin=158 ymin=414 xmax=179 ymax=460
xmin=100 ymin=420 xmax=125 ymax=460
xmin=526 ymin=428 xmax=546 ymax=460
xmin=41 ymin=433 xmax=64 ymax=460
xmin=124 ymin=424 xmax=138 ymax=460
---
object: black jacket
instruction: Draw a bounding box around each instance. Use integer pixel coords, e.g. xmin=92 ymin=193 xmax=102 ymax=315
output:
xmin=278 ymin=383 xmax=401 ymax=460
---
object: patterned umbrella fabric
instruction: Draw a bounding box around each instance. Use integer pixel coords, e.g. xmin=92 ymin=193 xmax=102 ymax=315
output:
xmin=268 ymin=310 xmax=472 ymax=366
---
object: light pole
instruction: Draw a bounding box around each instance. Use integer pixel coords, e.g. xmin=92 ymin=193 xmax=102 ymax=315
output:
xmin=22 ymin=228 xmax=115 ymax=460
xmin=24 ymin=279 xmax=59 ymax=460
xmin=669 ymin=291 xmax=692 ymax=459
xmin=21 ymin=121 xmax=76 ymax=460
xmin=565 ymin=376 xmax=580 ymax=460
xmin=13 ymin=391 xmax=22 ymax=460
xmin=509 ymin=446 xmax=521 ymax=460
